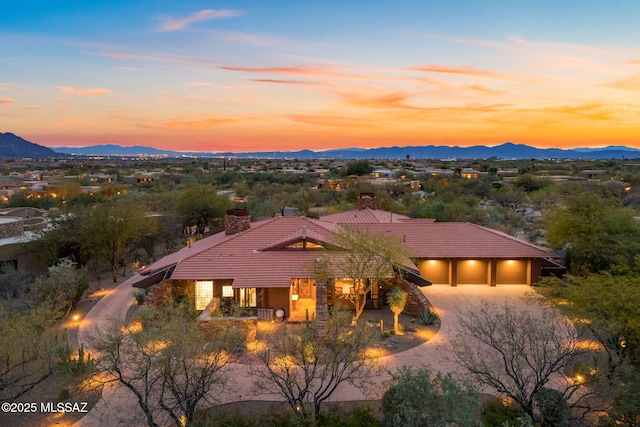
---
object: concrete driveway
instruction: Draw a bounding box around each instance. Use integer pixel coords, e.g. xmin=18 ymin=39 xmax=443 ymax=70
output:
xmin=75 ymin=284 xmax=545 ymax=425
xmin=324 ymin=284 xmax=545 ymax=402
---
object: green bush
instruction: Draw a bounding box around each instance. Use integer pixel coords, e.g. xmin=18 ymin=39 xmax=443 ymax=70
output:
xmin=482 ymin=396 xmax=526 ymax=427
xmin=382 ymin=366 xmax=481 ymax=427
xmin=418 ymin=307 xmax=440 ymax=325
xmin=134 ymin=289 xmax=146 ymax=305
xmin=535 ymin=388 xmax=571 ymax=427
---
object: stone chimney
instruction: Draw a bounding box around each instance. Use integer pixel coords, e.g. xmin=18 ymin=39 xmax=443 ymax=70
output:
xmin=225 ymin=209 xmax=251 ymax=235
xmin=357 ymin=192 xmax=377 ymax=210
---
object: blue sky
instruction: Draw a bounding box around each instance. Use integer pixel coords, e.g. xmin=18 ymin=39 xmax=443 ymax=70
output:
xmin=2 ymin=1 xmax=640 ymax=152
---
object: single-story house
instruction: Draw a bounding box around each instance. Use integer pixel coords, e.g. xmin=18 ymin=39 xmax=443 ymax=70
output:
xmin=133 ymin=195 xmax=560 ymax=321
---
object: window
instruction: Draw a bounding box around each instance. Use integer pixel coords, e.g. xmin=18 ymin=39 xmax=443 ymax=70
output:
xmin=222 ymin=285 xmax=234 ymax=298
xmin=195 ymin=281 xmax=213 ymax=310
xmin=239 ymin=288 xmax=257 ymax=307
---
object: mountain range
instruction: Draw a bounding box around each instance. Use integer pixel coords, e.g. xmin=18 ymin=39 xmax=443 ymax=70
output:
xmin=54 ymin=142 xmax=640 ymax=160
xmin=0 ymin=132 xmax=60 ymax=159
xmin=2 ymin=131 xmax=640 ymax=160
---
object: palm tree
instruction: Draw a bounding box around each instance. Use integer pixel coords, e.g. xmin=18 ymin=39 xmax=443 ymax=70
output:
xmin=387 ymin=286 xmax=407 ymax=333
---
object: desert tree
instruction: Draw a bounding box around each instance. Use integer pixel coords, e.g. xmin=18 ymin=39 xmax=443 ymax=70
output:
xmin=87 ymin=302 xmax=245 ymax=427
xmin=538 ymin=273 xmax=640 ymax=380
xmin=86 ymin=199 xmax=149 ymax=282
xmin=0 ymin=304 xmax=59 ymax=402
xmin=545 ymin=190 xmax=640 ymax=275
xmin=175 ymin=184 xmax=231 ymax=235
xmin=249 ymin=307 xmax=382 ymax=421
xmin=451 ymin=303 xmax=594 ymax=425
xmin=317 ymin=226 xmax=413 ymax=323
xmin=28 ymin=258 xmax=88 ymax=316
xmin=537 ymin=273 xmax=640 ymax=426
xmin=386 ymin=286 xmax=407 ymax=333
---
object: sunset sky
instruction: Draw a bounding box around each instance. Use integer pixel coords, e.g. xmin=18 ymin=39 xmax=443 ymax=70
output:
xmin=1 ymin=1 xmax=640 ymax=152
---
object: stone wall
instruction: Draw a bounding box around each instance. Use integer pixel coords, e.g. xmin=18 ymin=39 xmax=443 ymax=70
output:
xmin=388 ymin=278 xmax=431 ymax=316
xmin=357 ymin=193 xmax=377 ymax=210
xmin=0 ymin=218 xmax=24 ymax=239
xmin=225 ymin=209 xmax=251 ymax=235
xmin=144 ymin=280 xmax=176 ymax=307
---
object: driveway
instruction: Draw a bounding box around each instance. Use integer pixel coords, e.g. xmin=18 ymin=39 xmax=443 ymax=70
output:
xmin=324 ymin=284 xmax=544 ymax=402
xmin=75 ymin=284 xmax=545 ymax=425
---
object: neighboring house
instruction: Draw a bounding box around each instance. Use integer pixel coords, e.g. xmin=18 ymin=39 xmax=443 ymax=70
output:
xmin=460 ymin=168 xmax=482 ymax=179
xmin=133 ymin=195 xmax=559 ymax=321
xmin=0 ymin=208 xmax=49 ymax=273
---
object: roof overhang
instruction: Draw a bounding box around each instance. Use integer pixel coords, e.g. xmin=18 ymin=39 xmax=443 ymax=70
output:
xmin=397 ymin=267 xmax=432 ymax=287
xmin=132 ymin=264 xmax=175 ymax=289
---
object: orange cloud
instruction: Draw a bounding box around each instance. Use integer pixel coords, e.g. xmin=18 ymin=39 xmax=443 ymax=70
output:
xmin=253 ymin=79 xmax=325 ymax=86
xmin=163 ymin=115 xmax=244 ymax=129
xmin=56 ymin=86 xmax=111 ymax=96
xmin=221 ymin=64 xmax=391 ymax=81
xmin=464 ymin=84 xmax=503 ymax=94
xmin=0 ymin=97 xmax=13 ymax=104
xmin=57 ymin=119 xmax=92 ymax=126
xmin=607 ymin=74 xmax=640 ymax=91
xmin=624 ymin=60 xmax=640 ymax=65
xmin=160 ymin=9 xmax=243 ymax=32
xmin=289 ymin=113 xmax=375 ymax=128
xmin=337 ymin=90 xmax=416 ymax=109
xmin=410 ymin=64 xmax=531 ymax=82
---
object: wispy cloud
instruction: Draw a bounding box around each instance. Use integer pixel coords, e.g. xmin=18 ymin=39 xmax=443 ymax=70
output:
xmin=606 ymin=73 xmax=640 ymax=91
xmin=409 ymin=65 xmax=533 ymax=82
xmin=337 ymin=89 xmax=417 ymax=109
xmin=185 ymin=82 xmax=213 ymax=87
xmin=0 ymin=97 xmax=13 ymax=104
xmin=96 ymin=51 xmax=219 ymax=67
xmin=221 ymin=64 xmax=394 ymax=81
xmin=163 ymin=115 xmax=244 ymax=129
xmin=464 ymin=84 xmax=503 ymax=94
xmin=289 ymin=113 xmax=376 ymax=128
xmin=160 ymin=9 xmax=243 ymax=32
xmin=213 ymin=30 xmax=303 ymax=49
xmin=56 ymin=86 xmax=112 ymax=96
xmin=57 ymin=119 xmax=92 ymax=126
xmin=253 ymin=79 xmax=325 ymax=86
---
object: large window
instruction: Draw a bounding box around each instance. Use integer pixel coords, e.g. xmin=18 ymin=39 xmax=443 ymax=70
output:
xmin=222 ymin=285 xmax=234 ymax=298
xmin=238 ymin=288 xmax=257 ymax=307
xmin=195 ymin=280 xmax=213 ymax=310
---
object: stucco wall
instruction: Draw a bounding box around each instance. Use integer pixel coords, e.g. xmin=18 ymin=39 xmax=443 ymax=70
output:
xmin=265 ymin=287 xmax=290 ymax=318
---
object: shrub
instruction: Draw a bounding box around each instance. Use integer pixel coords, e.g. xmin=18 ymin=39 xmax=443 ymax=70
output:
xmin=535 ymin=388 xmax=571 ymax=427
xmin=134 ymin=289 xmax=146 ymax=305
xmin=418 ymin=307 xmax=440 ymax=325
xmin=482 ymin=396 xmax=527 ymax=427
xmin=381 ymin=366 xmax=481 ymax=427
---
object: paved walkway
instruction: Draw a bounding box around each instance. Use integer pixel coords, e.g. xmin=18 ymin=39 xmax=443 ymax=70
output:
xmin=75 ymin=284 xmax=544 ymax=426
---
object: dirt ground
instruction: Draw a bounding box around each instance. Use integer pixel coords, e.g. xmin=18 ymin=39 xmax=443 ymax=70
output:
xmin=1 ymin=270 xmax=439 ymax=427
xmin=0 ymin=271 xmax=132 ymax=427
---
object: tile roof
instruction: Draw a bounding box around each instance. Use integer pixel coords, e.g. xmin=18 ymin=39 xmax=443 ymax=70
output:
xmin=359 ymin=222 xmax=556 ymax=259
xmin=170 ymin=216 xmax=339 ymax=287
xmin=319 ymin=208 xmax=409 ymax=224
xmin=157 ymin=209 xmax=556 ymax=289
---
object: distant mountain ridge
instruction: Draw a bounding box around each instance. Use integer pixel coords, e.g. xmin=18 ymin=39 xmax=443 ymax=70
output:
xmin=0 ymin=132 xmax=60 ymax=159
xmin=53 ymin=141 xmax=640 ymax=160
xmin=3 ymin=132 xmax=639 ymax=159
